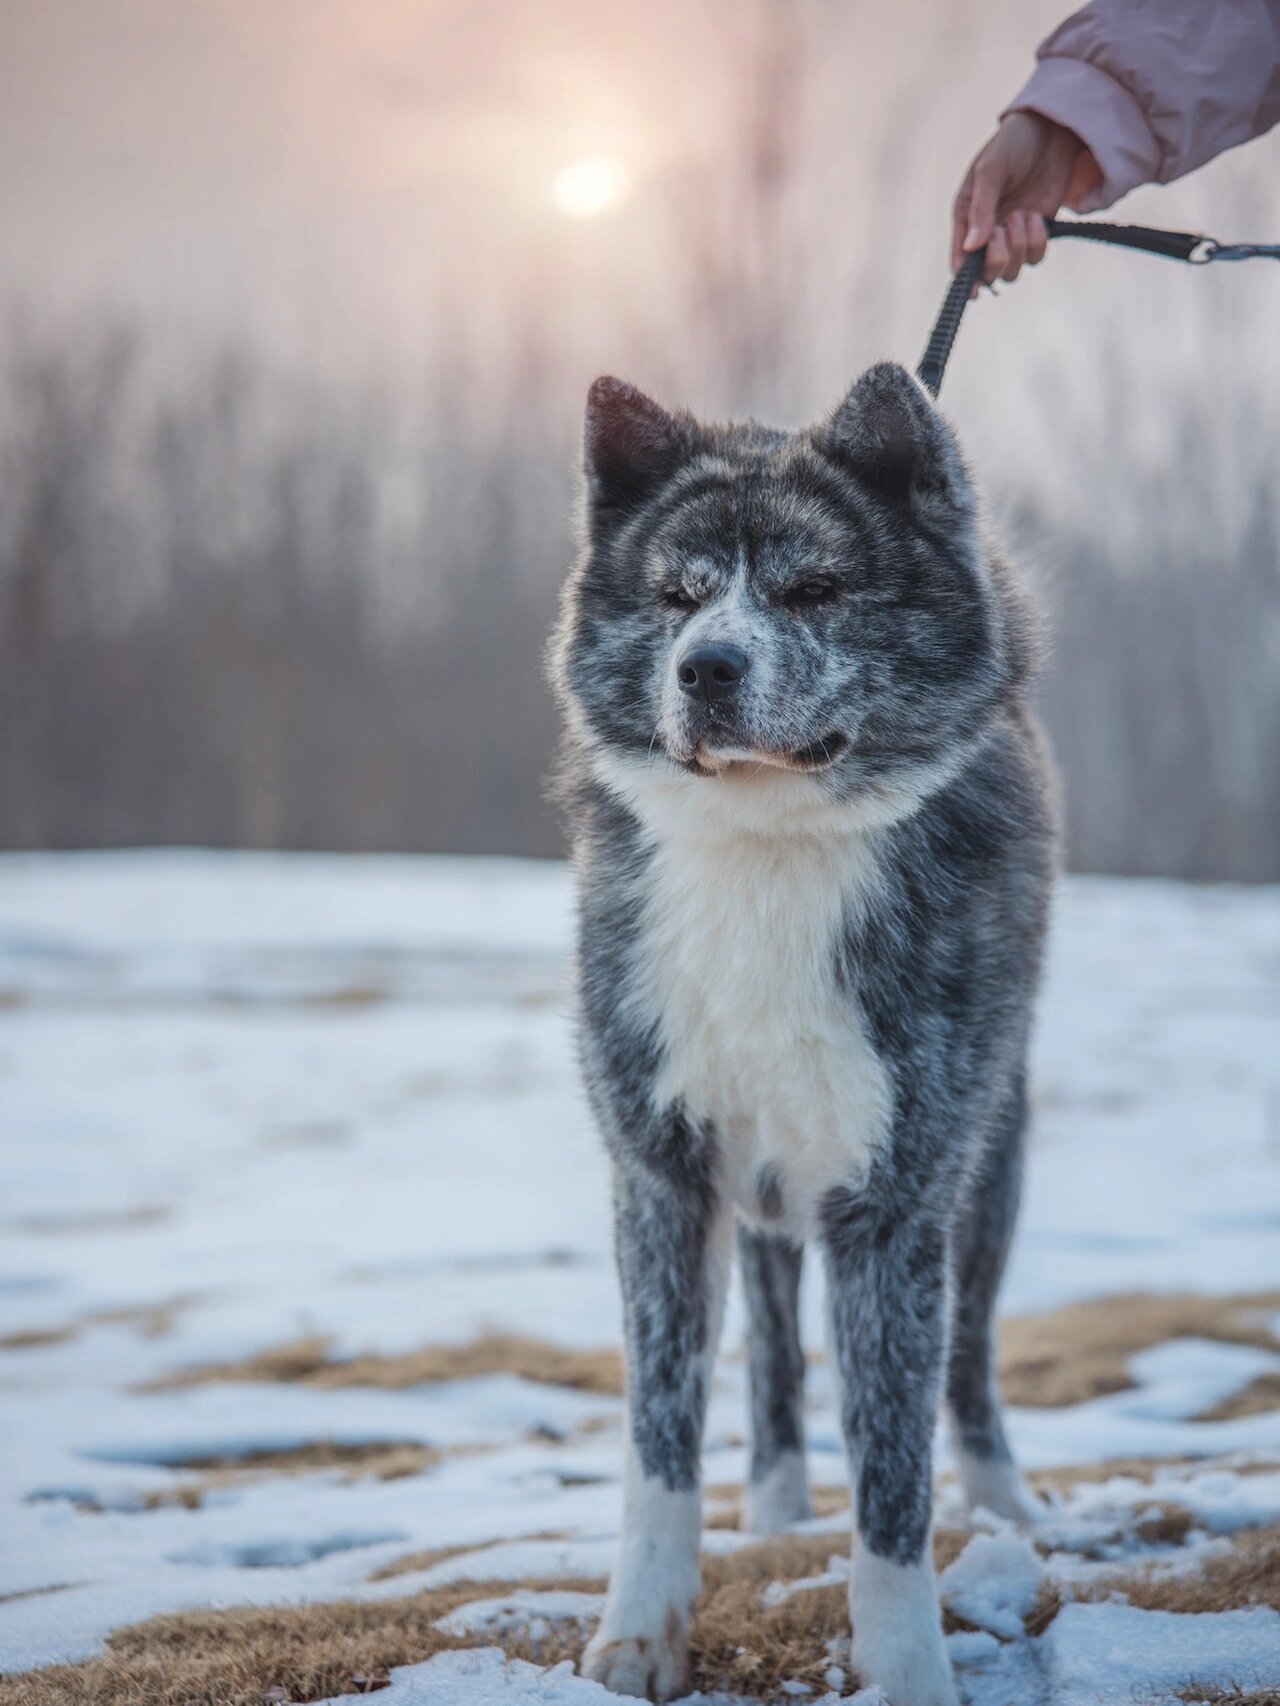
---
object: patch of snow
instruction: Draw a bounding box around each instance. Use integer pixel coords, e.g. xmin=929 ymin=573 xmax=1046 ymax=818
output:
xmin=1043 ymin=1601 xmax=1280 ymax=1702
xmin=946 ymin=1628 xmax=1001 ymax=1665
xmin=761 ymin=1556 xmax=849 ymax=1606
xmin=414 ymin=1539 xmax=621 ymax=1591
xmin=979 ymin=1339 xmax=1280 ymax=1472
xmin=320 ymin=1647 xmax=612 ymax=1703
xmin=434 ymin=1589 xmax=605 ymax=1638
xmin=168 ymin=1529 xmax=407 ymax=1569
xmin=1122 ymin=1338 xmax=1280 ymax=1420
xmin=1176 ymin=1466 xmax=1280 ymax=1532
xmin=1027 ymin=1461 xmax=1280 ymax=1568
xmin=939 ymin=1533 xmax=1044 ymax=1639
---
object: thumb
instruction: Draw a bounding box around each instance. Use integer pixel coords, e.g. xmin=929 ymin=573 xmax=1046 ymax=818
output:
xmin=963 ymin=160 xmax=1003 ymax=252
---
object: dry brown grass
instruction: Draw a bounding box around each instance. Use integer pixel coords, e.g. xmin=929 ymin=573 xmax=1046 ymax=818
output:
xmin=0 ymin=1578 xmax=598 ymax=1706
xmin=133 ymin=1288 xmax=1280 ymax=1416
xmin=997 ymin=1290 xmax=1280 ymax=1409
xmin=1130 ymin=1505 xmax=1199 ymax=1549
xmin=300 ymin=986 xmax=388 ymax=1010
xmin=0 ymin=1326 xmax=77 ymax=1351
xmin=1083 ymin=1523 xmax=1280 ymax=1616
xmin=1176 ymin=1689 xmax=1280 ymax=1705
xmin=141 ymin=1334 xmax=624 ymax=1398
xmin=177 ymin=1442 xmax=444 ymax=1480
xmin=369 ymin=1533 xmax=571 ymax=1584
xmin=0 ymin=1530 xmax=989 ymax=1705
xmin=7 ymin=1520 xmax=1279 ymax=1706
xmin=61 ymin=1443 xmax=451 ymax=1515
xmin=1198 ymin=1373 xmax=1280 ymax=1423
xmin=0 ymin=1584 xmax=76 ymax=1608
xmin=152 ymin=1443 xmax=449 ymax=1512
xmin=691 ymin=1553 xmax=846 ymax=1699
xmin=376 ymin=1530 xmax=979 ymax=1702
xmin=657 ymin=1528 xmax=971 ymax=1699
xmin=16 ymin=1205 xmax=171 ymax=1237
xmin=11 ymin=1290 xmax=1280 ymax=1703
xmin=1 ymin=1297 xmax=190 ymax=1353
xmin=1036 ymin=1500 xmax=1200 ymax=1563
xmin=1029 ymin=1454 xmax=1280 ymax=1495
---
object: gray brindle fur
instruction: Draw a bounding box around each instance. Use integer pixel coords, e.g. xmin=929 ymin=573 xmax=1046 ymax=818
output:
xmin=549 ymin=363 xmax=1057 ymax=1705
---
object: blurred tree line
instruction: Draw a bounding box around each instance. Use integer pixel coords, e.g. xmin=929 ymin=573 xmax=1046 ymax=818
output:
xmin=1 ymin=307 xmax=1276 ymax=880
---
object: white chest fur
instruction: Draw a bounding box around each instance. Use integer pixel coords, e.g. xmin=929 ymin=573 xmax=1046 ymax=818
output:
xmin=622 ymin=781 xmax=894 ymax=1235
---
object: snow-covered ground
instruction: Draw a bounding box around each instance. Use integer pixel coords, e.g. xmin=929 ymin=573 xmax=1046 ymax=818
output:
xmin=1 ymin=852 xmax=1278 ymax=1703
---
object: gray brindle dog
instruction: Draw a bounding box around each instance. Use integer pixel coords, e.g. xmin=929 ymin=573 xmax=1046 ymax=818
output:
xmin=549 ymin=362 xmax=1057 ymax=1706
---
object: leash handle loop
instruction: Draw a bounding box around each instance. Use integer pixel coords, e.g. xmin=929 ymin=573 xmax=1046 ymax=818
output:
xmin=1043 ymin=217 xmax=1205 ymax=263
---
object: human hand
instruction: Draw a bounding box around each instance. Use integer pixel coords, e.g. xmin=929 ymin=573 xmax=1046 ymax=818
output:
xmin=951 ymin=111 xmax=1102 ymax=285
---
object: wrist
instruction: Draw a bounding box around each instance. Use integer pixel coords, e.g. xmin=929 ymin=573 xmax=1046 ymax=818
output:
xmin=1002 ymin=57 xmax=1156 ymax=210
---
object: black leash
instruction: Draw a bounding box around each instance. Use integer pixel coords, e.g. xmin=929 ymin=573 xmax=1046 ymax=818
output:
xmin=916 ymin=216 xmax=1280 ymax=398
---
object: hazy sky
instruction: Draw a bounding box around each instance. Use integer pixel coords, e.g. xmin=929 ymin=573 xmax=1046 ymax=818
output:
xmin=2 ymin=0 xmax=1277 ymax=486
xmin=0 ymin=2 xmax=1056 ymax=356
xmin=1 ymin=2 xmax=728 ymax=344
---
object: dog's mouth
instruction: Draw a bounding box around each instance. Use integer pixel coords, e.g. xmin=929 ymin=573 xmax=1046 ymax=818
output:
xmin=786 ymin=731 xmax=848 ymax=770
xmin=687 ymin=730 xmax=849 ymax=776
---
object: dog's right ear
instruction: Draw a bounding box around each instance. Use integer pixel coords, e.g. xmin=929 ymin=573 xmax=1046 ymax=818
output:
xmin=818 ymin=362 xmax=973 ymax=526
xmin=584 ymin=377 xmax=699 ymax=542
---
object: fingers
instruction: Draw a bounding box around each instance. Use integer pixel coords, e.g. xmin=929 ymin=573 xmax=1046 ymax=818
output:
xmin=951 ymin=186 xmax=972 ymax=276
xmin=984 ymin=211 xmax=1050 ymax=287
xmin=984 ymin=223 xmax=1009 ymax=284
xmin=963 ymin=160 xmax=1002 ymax=259
xmin=1000 ymin=210 xmax=1028 ymax=281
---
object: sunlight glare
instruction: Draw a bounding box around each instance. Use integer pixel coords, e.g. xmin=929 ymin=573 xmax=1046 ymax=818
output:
xmin=550 ymin=156 xmax=631 ymax=219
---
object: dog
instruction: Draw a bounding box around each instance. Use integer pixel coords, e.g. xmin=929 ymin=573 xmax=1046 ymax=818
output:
xmin=549 ymin=362 xmax=1057 ymax=1706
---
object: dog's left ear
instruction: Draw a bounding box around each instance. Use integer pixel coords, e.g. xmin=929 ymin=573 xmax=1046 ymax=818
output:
xmin=818 ymin=362 xmax=973 ymax=522
xmin=584 ymin=376 xmax=701 ymax=543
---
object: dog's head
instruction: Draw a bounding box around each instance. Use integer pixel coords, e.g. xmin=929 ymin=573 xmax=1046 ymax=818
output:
xmin=552 ymin=362 xmax=1036 ymax=831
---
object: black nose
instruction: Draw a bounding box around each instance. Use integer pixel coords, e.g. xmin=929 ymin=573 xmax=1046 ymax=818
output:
xmin=677 ymin=643 xmax=748 ymax=700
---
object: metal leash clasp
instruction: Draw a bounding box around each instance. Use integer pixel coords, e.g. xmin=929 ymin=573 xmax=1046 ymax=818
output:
xmin=1192 ymin=237 xmax=1280 ymax=263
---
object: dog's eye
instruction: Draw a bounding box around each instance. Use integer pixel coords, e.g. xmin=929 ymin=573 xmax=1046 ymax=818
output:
xmin=663 ymin=586 xmax=699 ymax=611
xmin=784 ymin=580 xmax=837 ymax=608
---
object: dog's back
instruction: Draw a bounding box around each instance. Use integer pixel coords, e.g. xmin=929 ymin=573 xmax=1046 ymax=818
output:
xmin=551 ymin=363 xmax=1056 ymax=1706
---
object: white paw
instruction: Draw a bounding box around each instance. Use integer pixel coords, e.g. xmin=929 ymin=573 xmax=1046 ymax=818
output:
xmin=580 ymin=1618 xmax=689 ymax=1702
xmin=850 ymin=1549 xmax=958 ymax=1706
xmin=957 ymin=1451 xmax=1046 ymax=1528
xmin=851 ymin=1636 xmax=959 ymax=1706
xmin=742 ymin=1450 xmax=813 ymax=1534
xmin=586 ymin=1467 xmax=700 ymax=1698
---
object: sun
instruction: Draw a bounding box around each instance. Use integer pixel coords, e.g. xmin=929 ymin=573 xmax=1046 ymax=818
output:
xmin=550 ymin=156 xmax=631 ymax=219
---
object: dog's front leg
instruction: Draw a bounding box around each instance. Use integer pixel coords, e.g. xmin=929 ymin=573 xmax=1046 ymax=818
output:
xmin=582 ymin=1142 xmax=730 ymax=1703
xmin=821 ymin=1195 xmax=958 ymax=1706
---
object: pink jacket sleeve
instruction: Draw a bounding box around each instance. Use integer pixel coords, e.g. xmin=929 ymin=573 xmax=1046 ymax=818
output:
xmin=1004 ymin=0 xmax=1280 ymax=210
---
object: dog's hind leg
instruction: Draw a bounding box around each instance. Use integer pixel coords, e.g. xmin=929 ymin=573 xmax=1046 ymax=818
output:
xmin=581 ymin=1131 xmax=732 ymax=1704
xmin=738 ymin=1225 xmax=813 ymax=1533
xmin=822 ymin=1194 xmax=958 ymax=1706
xmin=946 ymin=1071 xmax=1043 ymax=1525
